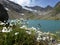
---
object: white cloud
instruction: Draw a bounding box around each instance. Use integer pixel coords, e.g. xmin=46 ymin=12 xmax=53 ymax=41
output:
xmin=10 ymin=0 xmax=31 ymax=6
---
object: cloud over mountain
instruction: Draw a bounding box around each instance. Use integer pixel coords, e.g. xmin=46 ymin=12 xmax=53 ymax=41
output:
xmin=10 ymin=0 xmax=32 ymax=6
xmin=10 ymin=0 xmax=60 ymax=7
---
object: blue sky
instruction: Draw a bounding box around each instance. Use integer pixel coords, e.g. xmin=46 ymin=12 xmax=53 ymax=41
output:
xmin=10 ymin=0 xmax=60 ymax=7
xmin=34 ymin=0 xmax=60 ymax=7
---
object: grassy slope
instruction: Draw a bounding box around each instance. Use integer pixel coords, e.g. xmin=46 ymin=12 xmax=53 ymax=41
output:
xmin=0 ymin=24 xmax=60 ymax=45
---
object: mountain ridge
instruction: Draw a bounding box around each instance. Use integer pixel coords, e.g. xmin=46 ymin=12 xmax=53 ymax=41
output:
xmin=0 ymin=0 xmax=60 ymax=20
xmin=25 ymin=5 xmax=53 ymax=11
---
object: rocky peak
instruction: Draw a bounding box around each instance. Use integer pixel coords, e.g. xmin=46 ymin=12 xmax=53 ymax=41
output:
xmin=44 ymin=5 xmax=53 ymax=11
xmin=25 ymin=6 xmax=44 ymax=11
xmin=55 ymin=1 xmax=60 ymax=7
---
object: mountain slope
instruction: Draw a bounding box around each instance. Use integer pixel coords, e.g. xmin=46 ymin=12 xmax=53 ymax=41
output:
xmin=0 ymin=0 xmax=60 ymax=20
xmin=25 ymin=5 xmax=53 ymax=11
xmin=25 ymin=2 xmax=60 ymax=20
xmin=0 ymin=0 xmax=35 ymax=19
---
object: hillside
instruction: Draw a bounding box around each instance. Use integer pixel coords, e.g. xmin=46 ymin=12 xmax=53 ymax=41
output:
xmin=0 ymin=0 xmax=60 ymax=20
xmin=0 ymin=0 xmax=35 ymax=20
xmin=25 ymin=2 xmax=60 ymax=20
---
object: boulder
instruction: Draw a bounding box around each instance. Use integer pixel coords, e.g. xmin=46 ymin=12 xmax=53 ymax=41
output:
xmin=0 ymin=3 xmax=9 ymax=22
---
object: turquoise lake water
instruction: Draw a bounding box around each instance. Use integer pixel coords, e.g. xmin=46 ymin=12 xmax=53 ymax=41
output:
xmin=27 ymin=20 xmax=60 ymax=32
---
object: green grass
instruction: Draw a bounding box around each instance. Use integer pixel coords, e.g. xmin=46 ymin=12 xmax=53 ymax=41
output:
xmin=0 ymin=24 xmax=59 ymax=45
xmin=0 ymin=25 xmax=36 ymax=45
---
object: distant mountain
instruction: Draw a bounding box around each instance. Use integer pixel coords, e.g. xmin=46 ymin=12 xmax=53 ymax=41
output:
xmin=0 ymin=0 xmax=60 ymax=20
xmin=44 ymin=5 xmax=53 ymax=11
xmin=25 ymin=2 xmax=60 ymax=20
xmin=55 ymin=1 xmax=60 ymax=7
xmin=25 ymin=5 xmax=53 ymax=11
xmin=53 ymin=1 xmax=60 ymax=16
xmin=25 ymin=6 xmax=44 ymax=11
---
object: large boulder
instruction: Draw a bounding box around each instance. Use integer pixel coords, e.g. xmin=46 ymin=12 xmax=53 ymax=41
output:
xmin=0 ymin=4 xmax=9 ymax=22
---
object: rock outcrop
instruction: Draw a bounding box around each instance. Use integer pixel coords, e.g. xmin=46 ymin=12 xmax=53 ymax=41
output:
xmin=0 ymin=4 xmax=9 ymax=22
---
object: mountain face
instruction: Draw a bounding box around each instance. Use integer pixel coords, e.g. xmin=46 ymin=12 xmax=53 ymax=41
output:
xmin=44 ymin=5 xmax=53 ymax=11
xmin=55 ymin=2 xmax=60 ymax=7
xmin=25 ymin=1 xmax=60 ymax=12
xmin=25 ymin=5 xmax=53 ymax=16
xmin=25 ymin=5 xmax=53 ymax=11
xmin=0 ymin=0 xmax=35 ymax=19
xmin=25 ymin=6 xmax=44 ymax=11
xmin=2 ymin=0 xmax=22 ymax=13
xmin=25 ymin=2 xmax=60 ymax=20
xmin=0 ymin=0 xmax=60 ymax=20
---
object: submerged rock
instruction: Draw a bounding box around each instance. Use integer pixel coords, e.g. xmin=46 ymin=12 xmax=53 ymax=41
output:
xmin=0 ymin=3 xmax=9 ymax=22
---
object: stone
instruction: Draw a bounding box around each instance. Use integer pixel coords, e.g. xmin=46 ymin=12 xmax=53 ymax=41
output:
xmin=0 ymin=3 xmax=9 ymax=22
